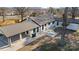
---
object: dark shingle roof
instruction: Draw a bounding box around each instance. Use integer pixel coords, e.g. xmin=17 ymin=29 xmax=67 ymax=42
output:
xmin=55 ymin=18 xmax=79 ymax=24
xmin=0 ymin=20 xmax=39 ymax=37
xmin=30 ymin=14 xmax=54 ymax=26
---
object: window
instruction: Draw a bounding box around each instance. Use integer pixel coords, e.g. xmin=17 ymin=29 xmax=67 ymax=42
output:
xmin=22 ymin=32 xmax=26 ymax=38
xmin=37 ymin=27 xmax=39 ymax=32
xmin=48 ymin=22 xmax=50 ymax=25
xmin=26 ymin=31 xmax=29 ymax=34
xmin=57 ymin=22 xmax=59 ymax=25
xmin=52 ymin=21 xmax=55 ymax=24
xmin=42 ymin=25 xmax=44 ymax=30
xmin=32 ymin=33 xmax=36 ymax=38
xmin=45 ymin=24 xmax=46 ymax=26
xmin=11 ymin=34 xmax=20 ymax=43
xmin=33 ymin=28 xmax=36 ymax=33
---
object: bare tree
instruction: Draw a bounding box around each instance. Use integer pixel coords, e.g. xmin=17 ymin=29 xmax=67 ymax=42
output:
xmin=62 ymin=7 xmax=68 ymax=38
xmin=60 ymin=7 xmax=68 ymax=47
xmin=14 ymin=7 xmax=27 ymax=22
xmin=48 ymin=7 xmax=54 ymax=14
xmin=48 ymin=7 xmax=58 ymax=15
xmin=0 ymin=7 xmax=6 ymax=22
xmin=72 ymin=7 xmax=77 ymax=19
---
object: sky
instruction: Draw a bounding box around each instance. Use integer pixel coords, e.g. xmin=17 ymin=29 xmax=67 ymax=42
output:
xmin=0 ymin=0 xmax=79 ymax=7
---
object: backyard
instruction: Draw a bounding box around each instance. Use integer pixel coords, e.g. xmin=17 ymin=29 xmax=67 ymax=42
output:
xmin=0 ymin=19 xmax=19 ymax=26
xmin=18 ymin=35 xmax=58 ymax=51
xmin=18 ymin=26 xmax=79 ymax=51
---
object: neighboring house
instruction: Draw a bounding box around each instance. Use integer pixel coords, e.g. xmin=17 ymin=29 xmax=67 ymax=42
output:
xmin=55 ymin=18 xmax=79 ymax=24
xmin=0 ymin=19 xmax=39 ymax=47
xmin=55 ymin=18 xmax=79 ymax=30
xmin=67 ymin=23 xmax=79 ymax=31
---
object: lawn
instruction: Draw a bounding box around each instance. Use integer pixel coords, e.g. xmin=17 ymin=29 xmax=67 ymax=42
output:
xmin=0 ymin=19 xmax=19 ymax=26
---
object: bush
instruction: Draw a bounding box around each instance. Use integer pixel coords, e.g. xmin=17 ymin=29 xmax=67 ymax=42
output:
xmin=37 ymin=43 xmax=61 ymax=51
xmin=62 ymin=23 xmax=70 ymax=26
xmin=64 ymin=43 xmax=79 ymax=51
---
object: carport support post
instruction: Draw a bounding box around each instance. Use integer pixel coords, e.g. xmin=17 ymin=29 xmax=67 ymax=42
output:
xmin=8 ymin=38 xmax=11 ymax=47
xmin=20 ymin=33 xmax=22 ymax=40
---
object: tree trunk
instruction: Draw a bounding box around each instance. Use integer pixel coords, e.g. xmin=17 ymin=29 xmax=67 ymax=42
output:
xmin=20 ymin=14 xmax=23 ymax=22
xmin=72 ymin=7 xmax=76 ymax=19
xmin=2 ymin=15 xmax=5 ymax=22
xmin=72 ymin=14 xmax=75 ymax=19
xmin=62 ymin=8 xmax=68 ymax=39
xmin=60 ymin=7 xmax=68 ymax=47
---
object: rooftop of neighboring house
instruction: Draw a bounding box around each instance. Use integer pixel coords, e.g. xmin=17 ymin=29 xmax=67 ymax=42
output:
xmin=55 ymin=18 xmax=79 ymax=24
xmin=30 ymin=13 xmax=54 ymax=26
xmin=67 ymin=23 xmax=79 ymax=31
xmin=0 ymin=19 xmax=39 ymax=37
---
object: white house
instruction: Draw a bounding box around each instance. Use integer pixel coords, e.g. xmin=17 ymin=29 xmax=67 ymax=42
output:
xmin=0 ymin=13 xmax=57 ymax=48
xmin=0 ymin=19 xmax=39 ymax=47
xmin=30 ymin=14 xmax=55 ymax=32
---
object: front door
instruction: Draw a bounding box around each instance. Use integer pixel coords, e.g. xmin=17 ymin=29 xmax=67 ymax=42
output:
xmin=32 ymin=33 xmax=36 ymax=38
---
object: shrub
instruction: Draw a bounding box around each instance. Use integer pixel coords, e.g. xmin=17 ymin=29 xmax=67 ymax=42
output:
xmin=37 ymin=43 xmax=61 ymax=51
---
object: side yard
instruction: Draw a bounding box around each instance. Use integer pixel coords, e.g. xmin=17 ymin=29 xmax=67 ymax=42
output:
xmin=18 ymin=35 xmax=57 ymax=51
